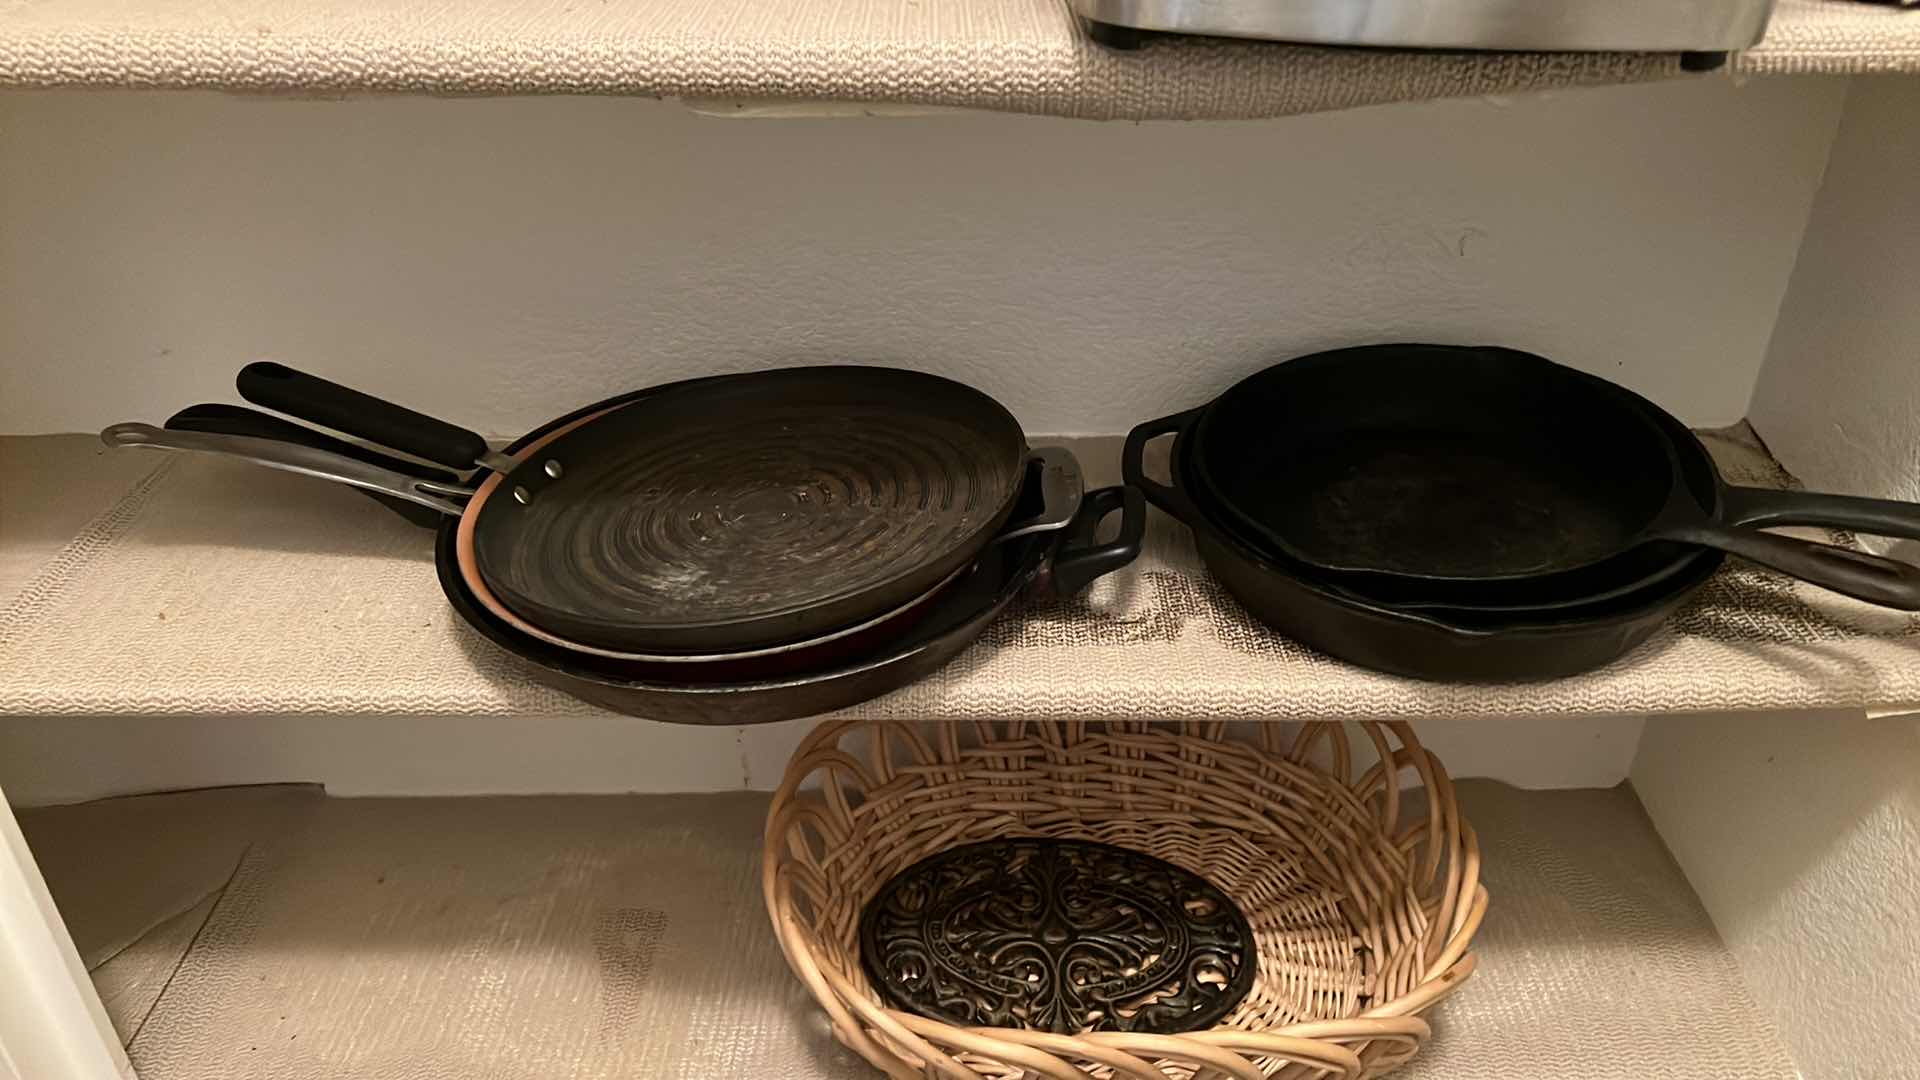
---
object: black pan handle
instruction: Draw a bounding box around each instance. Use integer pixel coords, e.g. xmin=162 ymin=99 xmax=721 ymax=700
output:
xmin=1049 ymin=485 xmax=1145 ymax=597
xmin=1667 ymin=519 xmax=1920 ymax=610
xmin=1721 ymin=485 xmax=1920 ymax=541
xmin=237 ymin=361 xmax=492 ymax=471
xmin=1121 ymin=407 xmax=1206 ymax=525
xmin=164 ymin=404 xmax=457 ymax=529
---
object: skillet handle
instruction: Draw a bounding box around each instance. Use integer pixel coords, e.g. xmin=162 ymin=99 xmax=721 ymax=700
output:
xmin=101 ymin=419 xmax=471 ymax=519
xmin=1049 ymin=485 xmax=1146 ymax=597
xmin=1721 ymin=485 xmax=1920 ymax=541
xmin=164 ymin=404 xmax=456 ymax=529
xmin=1670 ymin=520 xmax=1920 ymax=610
xmin=1122 ymin=407 xmax=1206 ymax=525
xmin=238 ymin=362 xmax=494 ymax=472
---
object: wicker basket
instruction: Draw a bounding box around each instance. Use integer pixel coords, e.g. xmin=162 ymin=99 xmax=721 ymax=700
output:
xmin=763 ymin=719 xmax=1487 ymax=1080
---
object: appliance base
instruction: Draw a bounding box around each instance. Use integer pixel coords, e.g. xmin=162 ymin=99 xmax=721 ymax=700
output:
xmin=1071 ymin=0 xmax=1773 ymax=53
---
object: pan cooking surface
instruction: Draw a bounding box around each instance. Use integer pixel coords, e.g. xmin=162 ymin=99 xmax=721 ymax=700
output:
xmin=1266 ymin=432 xmax=1638 ymax=577
xmin=484 ymin=392 xmax=1023 ymax=635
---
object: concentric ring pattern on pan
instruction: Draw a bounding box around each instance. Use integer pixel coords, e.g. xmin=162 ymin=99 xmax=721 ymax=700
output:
xmin=472 ymin=367 xmax=1028 ymax=651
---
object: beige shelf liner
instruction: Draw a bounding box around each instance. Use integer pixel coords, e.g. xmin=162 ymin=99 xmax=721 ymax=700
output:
xmin=0 ymin=0 xmax=1913 ymax=121
xmin=0 ymin=428 xmax=1915 ymax=722
xmin=18 ymin=781 xmax=1797 ymax=1078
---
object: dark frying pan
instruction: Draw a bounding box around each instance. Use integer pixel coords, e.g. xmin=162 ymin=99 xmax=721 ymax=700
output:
xmin=217 ymin=363 xmax=1066 ymax=653
xmin=1123 ymin=413 xmax=1727 ymax=681
xmin=109 ymin=389 xmax=1145 ymax=719
xmin=105 ymin=398 xmax=1080 ymax=674
xmin=1175 ymin=345 xmax=1920 ymax=610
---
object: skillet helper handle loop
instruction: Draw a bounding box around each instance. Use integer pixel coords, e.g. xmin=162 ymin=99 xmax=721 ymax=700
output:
xmin=1049 ymin=485 xmax=1146 ymax=597
xmin=1720 ymin=485 xmax=1920 ymax=542
xmin=1122 ymin=407 xmax=1206 ymax=525
xmin=238 ymin=361 xmax=491 ymax=472
xmin=165 ymin=404 xmax=458 ymax=530
xmin=1675 ymin=521 xmax=1920 ymax=610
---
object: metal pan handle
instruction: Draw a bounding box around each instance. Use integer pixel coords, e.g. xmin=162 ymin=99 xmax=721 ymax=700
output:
xmin=1721 ymin=485 xmax=1920 ymax=541
xmin=162 ymin=404 xmax=461 ymax=528
xmin=1122 ymin=407 xmax=1206 ymax=525
xmin=996 ymin=447 xmax=1085 ymax=543
xmin=1666 ymin=519 xmax=1920 ymax=610
xmin=101 ymin=417 xmax=473 ymax=519
xmin=237 ymin=362 xmax=508 ymax=473
xmin=1048 ymin=485 xmax=1146 ymax=597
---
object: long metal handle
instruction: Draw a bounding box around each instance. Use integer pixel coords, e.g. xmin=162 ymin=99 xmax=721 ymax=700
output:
xmin=101 ymin=423 xmax=473 ymax=517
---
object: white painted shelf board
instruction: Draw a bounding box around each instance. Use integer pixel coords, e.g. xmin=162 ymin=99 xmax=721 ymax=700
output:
xmin=0 ymin=0 xmax=1912 ymax=121
xmin=16 ymin=781 xmax=1797 ymax=1078
xmin=1 ymin=430 xmax=1916 ymax=723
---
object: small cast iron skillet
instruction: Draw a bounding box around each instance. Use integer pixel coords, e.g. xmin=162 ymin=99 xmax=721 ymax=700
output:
xmin=1123 ymin=403 xmax=1726 ymax=682
xmin=1162 ymin=345 xmax=1920 ymax=611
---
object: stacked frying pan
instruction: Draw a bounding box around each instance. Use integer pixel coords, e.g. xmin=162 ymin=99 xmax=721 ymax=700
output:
xmin=106 ymin=364 xmax=1143 ymax=723
xmin=1126 ymin=344 xmax=1920 ymax=681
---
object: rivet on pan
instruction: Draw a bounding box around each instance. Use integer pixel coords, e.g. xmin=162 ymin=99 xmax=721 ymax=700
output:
xmin=544 ymin=460 xmax=563 ymax=479
xmin=513 ymin=486 xmax=531 ymax=505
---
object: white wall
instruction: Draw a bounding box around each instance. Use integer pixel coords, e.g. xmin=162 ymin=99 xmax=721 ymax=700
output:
xmin=1 ymin=76 xmax=1844 ymax=439
xmin=1633 ymin=710 xmax=1920 ymax=1079
xmin=1637 ymin=79 xmax=1920 ymax=1080
xmin=1749 ymin=77 xmax=1920 ymax=557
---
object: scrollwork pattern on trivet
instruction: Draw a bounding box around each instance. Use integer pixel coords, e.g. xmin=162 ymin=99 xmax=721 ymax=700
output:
xmin=858 ymin=839 xmax=1255 ymax=1035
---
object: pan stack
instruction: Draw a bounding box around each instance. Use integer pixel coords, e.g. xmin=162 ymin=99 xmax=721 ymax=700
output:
xmin=1126 ymin=344 xmax=1920 ymax=680
xmin=104 ymin=364 xmax=1144 ymax=722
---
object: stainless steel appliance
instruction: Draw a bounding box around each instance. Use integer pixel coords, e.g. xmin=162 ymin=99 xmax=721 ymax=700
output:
xmin=1072 ymin=0 xmax=1777 ymax=61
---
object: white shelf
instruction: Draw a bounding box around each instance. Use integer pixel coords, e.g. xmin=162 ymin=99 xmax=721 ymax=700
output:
xmin=2 ymin=431 xmax=1917 ymax=724
xmin=0 ymin=0 xmax=1912 ymax=122
xmin=18 ymin=780 xmax=1797 ymax=1078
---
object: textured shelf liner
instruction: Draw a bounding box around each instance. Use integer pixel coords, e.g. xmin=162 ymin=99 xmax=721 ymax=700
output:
xmin=22 ymin=781 xmax=1798 ymax=1078
xmin=0 ymin=429 xmax=1915 ymax=722
xmin=0 ymin=0 xmax=1913 ymax=121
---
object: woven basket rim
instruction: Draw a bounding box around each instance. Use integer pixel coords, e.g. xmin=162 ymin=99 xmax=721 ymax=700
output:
xmin=763 ymin=719 xmax=1487 ymax=1080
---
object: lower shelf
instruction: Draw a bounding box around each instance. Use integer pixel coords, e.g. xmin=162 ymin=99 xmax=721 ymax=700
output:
xmin=2 ymin=429 xmax=1917 ymax=724
xmin=20 ymin=781 xmax=1795 ymax=1078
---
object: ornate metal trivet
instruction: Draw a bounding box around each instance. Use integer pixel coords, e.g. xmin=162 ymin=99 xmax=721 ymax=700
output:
xmin=857 ymin=838 xmax=1256 ymax=1035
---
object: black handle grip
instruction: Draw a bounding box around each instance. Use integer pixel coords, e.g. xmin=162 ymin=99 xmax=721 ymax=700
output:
xmin=237 ymin=362 xmax=489 ymax=471
xmin=165 ymin=404 xmax=454 ymax=530
xmin=1721 ymin=485 xmax=1920 ymax=542
xmin=1670 ymin=519 xmax=1920 ymax=610
xmin=1049 ymin=485 xmax=1146 ymax=597
xmin=1121 ymin=407 xmax=1206 ymax=526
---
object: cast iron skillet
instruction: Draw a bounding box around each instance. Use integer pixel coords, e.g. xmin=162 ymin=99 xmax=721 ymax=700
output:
xmin=1164 ymin=345 xmax=1920 ymax=610
xmin=1123 ymin=401 xmax=1727 ymax=681
xmin=219 ymin=362 xmax=1052 ymax=653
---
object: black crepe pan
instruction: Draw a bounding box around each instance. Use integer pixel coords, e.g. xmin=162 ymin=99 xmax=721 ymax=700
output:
xmin=222 ymin=362 xmax=1065 ymax=653
xmin=1171 ymin=344 xmax=1920 ymax=611
xmin=1124 ymin=412 xmax=1725 ymax=681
